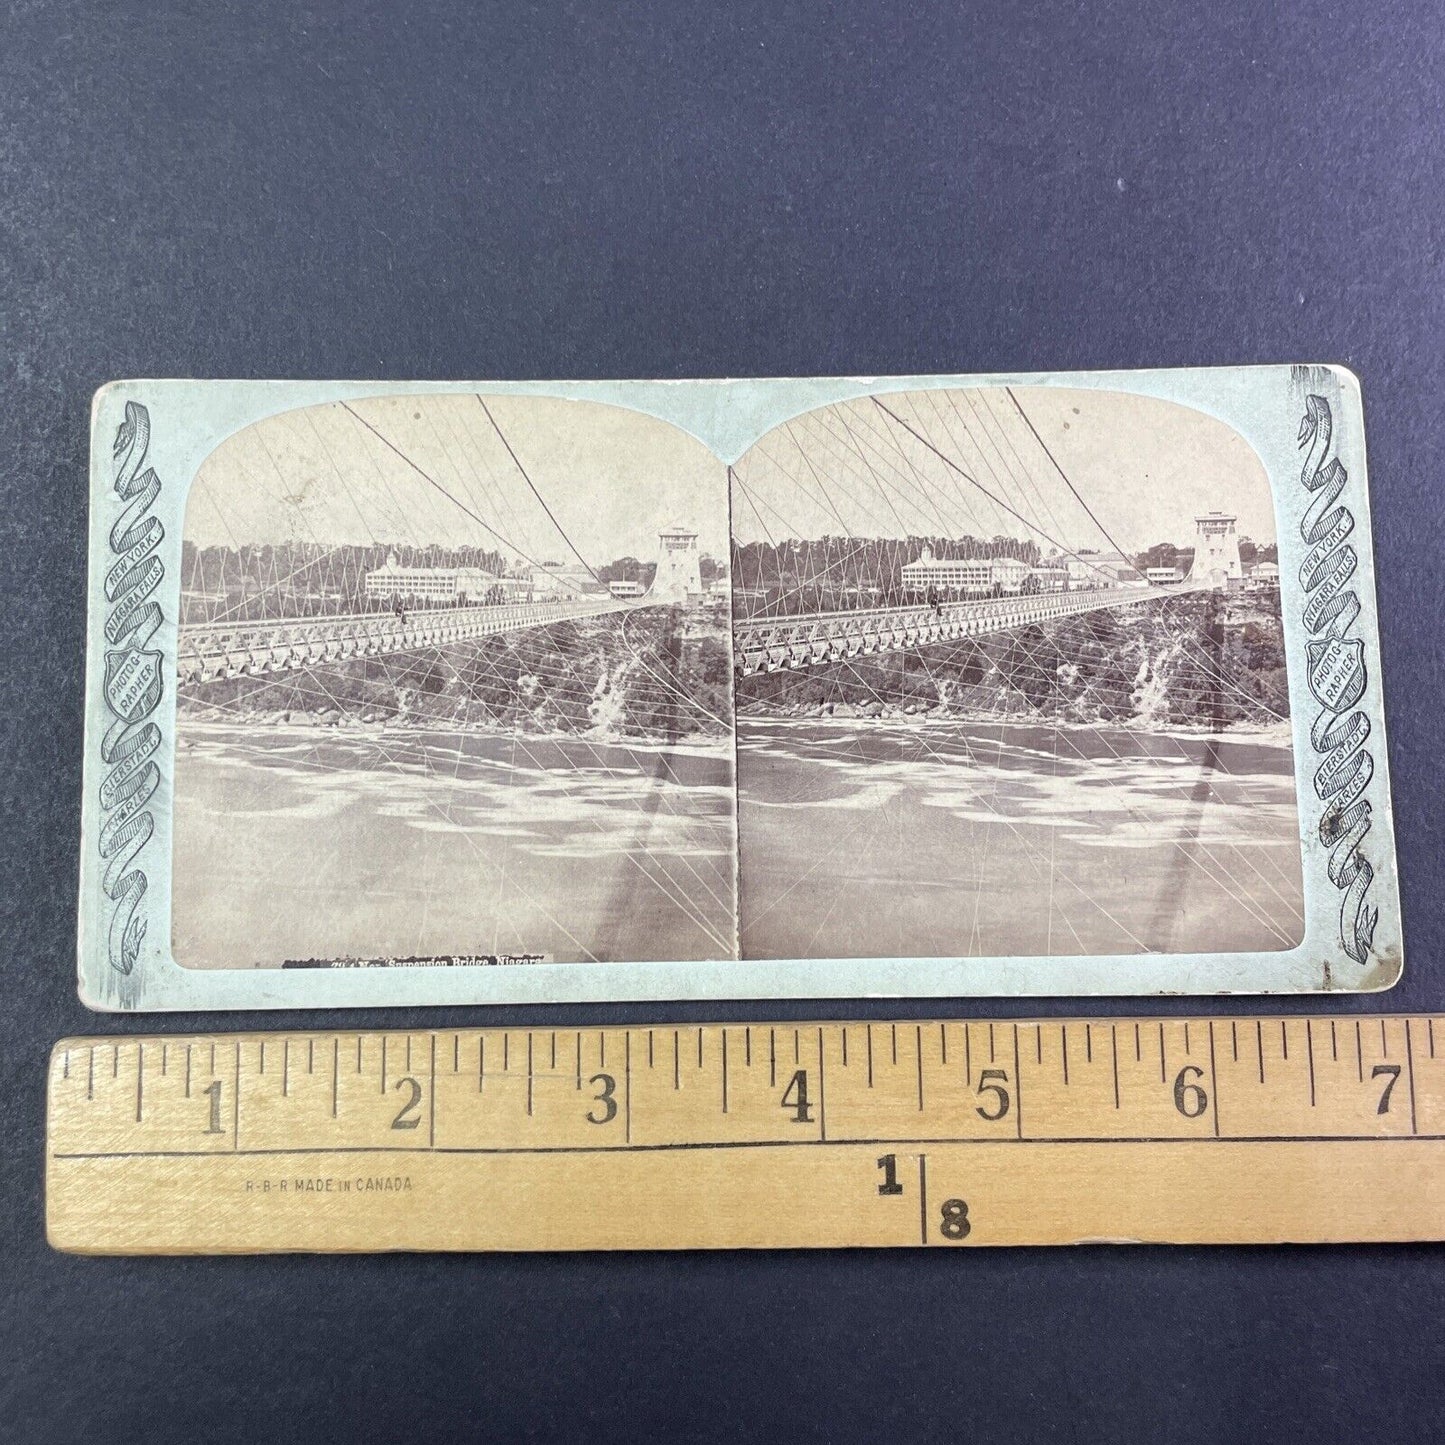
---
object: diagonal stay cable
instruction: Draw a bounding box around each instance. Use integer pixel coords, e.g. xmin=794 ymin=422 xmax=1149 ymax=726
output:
xmin=476 ymin=396 xmax=601 ymax=584
xmin=1004 ymin=386 xmax=1141 ymax=570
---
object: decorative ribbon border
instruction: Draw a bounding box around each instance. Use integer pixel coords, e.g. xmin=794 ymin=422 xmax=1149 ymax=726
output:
xmin=1297 ymin=392 xmax=1379 ymax=965
xmin=98 ymin=402 xmax=166 ymax=974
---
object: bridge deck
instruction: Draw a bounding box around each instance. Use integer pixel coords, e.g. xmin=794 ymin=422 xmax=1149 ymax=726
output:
xmin=733 ymin=583 xmax=1204 ymax=677
xmin=176 ymin=583 xmax=1207 ymax=685
xmin=177 ymin=597 xmax=639 ymax=684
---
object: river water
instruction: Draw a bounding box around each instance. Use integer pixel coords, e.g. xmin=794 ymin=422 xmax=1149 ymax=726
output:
xmin=172 ymin=716 xmax=1304 ymax=971
xmin=736 ymin=717 xmax=1304 ymax=962
xmin=171 ymin=722 xmax=737 ymax=967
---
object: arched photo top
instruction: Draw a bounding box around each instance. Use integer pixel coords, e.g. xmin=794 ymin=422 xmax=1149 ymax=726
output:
xmin=180 ymin=391 xmax=729 ymax=602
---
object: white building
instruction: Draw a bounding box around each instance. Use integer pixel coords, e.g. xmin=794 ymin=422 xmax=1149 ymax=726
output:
xmin=901 ymin=547 xmax=1030 ymax=596
xmin=990 ymin=556 xmax=1029 ymax=592
xmin=364 ymin=554 xmax=502 ymax=604
xmin=1065 ymin=550 xmax=1145 ymax=587
xmin=608 ymin=579 xmax=646 ymax=599
xmin=1146 ymin=566 xmax=1184 ymax=584
xmin=528 ymin=563 xmax=601 ymax=599
xmin=1029 ymin=564 xmax=1070 ymax=593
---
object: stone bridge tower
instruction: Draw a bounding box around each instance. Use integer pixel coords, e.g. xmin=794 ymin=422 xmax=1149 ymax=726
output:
xmin=652 ymin=522 xmax=701 ymax=601
xmin=1187 ymin=511 xmax=1244 ymax=589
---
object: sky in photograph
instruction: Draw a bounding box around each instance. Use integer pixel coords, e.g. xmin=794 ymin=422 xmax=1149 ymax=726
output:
xmin=184 ymin=392 xmax=731 ymax=566
xmin=729 ymin=385 xmax=1279 ymax=556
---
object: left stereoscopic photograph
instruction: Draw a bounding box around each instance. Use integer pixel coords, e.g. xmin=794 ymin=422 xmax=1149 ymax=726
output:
xmin=167 ymin=394 xmax=737 ymax=968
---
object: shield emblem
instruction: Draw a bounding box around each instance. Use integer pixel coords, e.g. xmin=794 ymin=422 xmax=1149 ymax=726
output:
xmin=1305 ymin=635 xmax=1367 ymax=714
xmin=103 ymin=646 xmax=165 ymax=723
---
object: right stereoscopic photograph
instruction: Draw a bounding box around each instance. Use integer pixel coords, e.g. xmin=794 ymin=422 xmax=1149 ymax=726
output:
xmin=729 ymin=385 xmax=1303 ymax=962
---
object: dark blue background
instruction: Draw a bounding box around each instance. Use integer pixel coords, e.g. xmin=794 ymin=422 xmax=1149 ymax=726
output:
xmin=3 ymin=2 xmax=1442 ymax=1439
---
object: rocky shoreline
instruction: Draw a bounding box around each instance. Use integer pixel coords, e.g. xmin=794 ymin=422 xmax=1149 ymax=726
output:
xmin=741 ymin=699 xmax=955 ymax=721
xmin=175 ymin=703 xmax=734 ymax=750
xmin=737 ymin=698 xmax=1293 ymax=742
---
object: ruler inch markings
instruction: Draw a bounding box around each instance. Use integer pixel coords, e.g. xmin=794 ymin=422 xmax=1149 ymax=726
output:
xmin=45 ymin=1014 xmax=1445 ymax=1253
xmin=53 ymin=1131 xmax=1445 ymax=1161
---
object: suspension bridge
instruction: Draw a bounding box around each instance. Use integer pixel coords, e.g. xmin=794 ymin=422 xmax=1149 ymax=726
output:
xmin=177 ymin=561 xmax=1218 ymax=687
xmin=731 ymin=579 xmax=1207 ymax=678
xmin=177 ymin=596 xmax=640 ymax=685
xmin=176 ymin=566 xmax=1214 ymax=688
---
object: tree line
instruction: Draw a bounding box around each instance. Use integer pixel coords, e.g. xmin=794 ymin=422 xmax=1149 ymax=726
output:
xmin=179 ymin=541 xmax=725 ymax=621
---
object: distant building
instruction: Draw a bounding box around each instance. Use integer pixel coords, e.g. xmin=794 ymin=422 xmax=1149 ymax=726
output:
xmin=1029 ymin=564 xmax=1070 ymax=593
xmin=1065 ymin=550 xmax=1145 ymax=587
xmin=528 ymin=562 xmax=565 ymax=596
xmin=529 ymin=563 xmax=602 ymax=599
xmin=608 ymin=579 xmax=646 ymax=599
xmin=991 ymin=556 xmax=1029 ymax=592
xmin=1146 ymin=566 xmax=1184 ymax=584
xmin=1247 ymin=561 xmax=1281 ymax=588
xmin=901 ymin=547 xmax=1031 ymax=596
xmin=364 ymin=553 xmax=502 ymax=604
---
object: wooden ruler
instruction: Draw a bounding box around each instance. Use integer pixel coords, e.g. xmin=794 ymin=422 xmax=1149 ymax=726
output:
xmin=47 ymin=1015 xmax=1445 ymax=1253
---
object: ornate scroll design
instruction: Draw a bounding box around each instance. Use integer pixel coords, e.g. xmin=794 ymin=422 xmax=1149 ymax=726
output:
xmin=98 ymin=402 xmax=166 ymax=974
xmin=1297 ymin=393 xmax=1377 ymax=965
